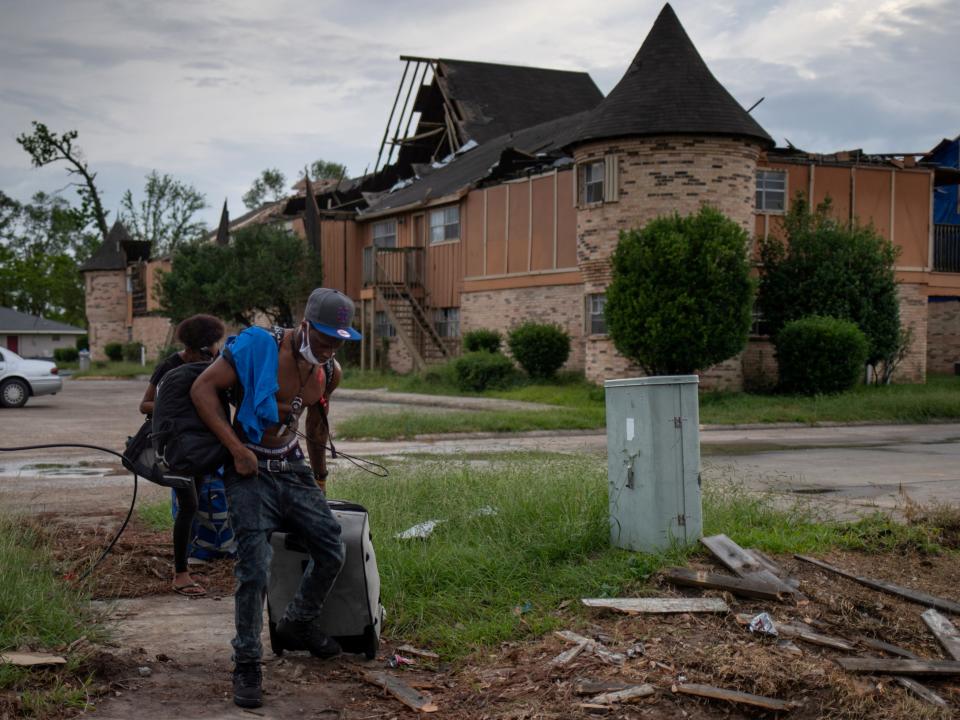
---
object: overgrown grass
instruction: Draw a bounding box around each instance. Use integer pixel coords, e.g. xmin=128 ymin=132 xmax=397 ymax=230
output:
xmin=0 ymin=514 xmax=97 ymax=716
xmin=331 ymin=454 xmax=946 ymax=660
xmin=68 ymin=361 xmax=150 ymax=379
xmin=138 ymin=497 xmax=174 ymax=531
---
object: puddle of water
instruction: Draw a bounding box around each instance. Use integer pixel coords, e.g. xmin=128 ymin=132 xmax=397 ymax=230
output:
xmin=0 ymin=457 xmax=118 ymax=480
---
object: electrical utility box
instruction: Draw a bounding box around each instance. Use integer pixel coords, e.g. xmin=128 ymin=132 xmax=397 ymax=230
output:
xmin=604 ymin=375 xmax=702 ymax=552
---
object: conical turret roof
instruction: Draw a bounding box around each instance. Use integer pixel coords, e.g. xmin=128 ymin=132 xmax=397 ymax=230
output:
xmin=572 ymin=4 xmax=772 ymax=147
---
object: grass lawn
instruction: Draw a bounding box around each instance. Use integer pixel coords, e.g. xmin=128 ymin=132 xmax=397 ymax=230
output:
xmin=63 ymin=361 xmax=151 ymax=379
xmin=337 ymin=367 xmax=960 ymax=438
xmin=136 ymin=451 xmax=950 ymax=660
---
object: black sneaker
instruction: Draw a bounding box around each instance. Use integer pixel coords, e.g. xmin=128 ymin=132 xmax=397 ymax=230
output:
xmin=232 ymin=662 xmax=263 ymax=708
xmin=275 ymin=618 xmax=342 ymax=659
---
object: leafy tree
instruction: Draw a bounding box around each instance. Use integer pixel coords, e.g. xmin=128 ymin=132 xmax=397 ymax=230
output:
xmin=757 ymin=195 xmax=900 ymax=375
xmin=605 ymin=206 xmax=754 ymax=375
xmin=159 ymin=223 xmax=322 ymax=327
xmin=309 ymin=159 xmax=347 ymax=181
xmin=242 ymin=168 xmax=287 ymax=210
xmin=119 ymin=171 xmax=207 ymax=255
xmin=16 ymin=122 xmax=109 ymax=242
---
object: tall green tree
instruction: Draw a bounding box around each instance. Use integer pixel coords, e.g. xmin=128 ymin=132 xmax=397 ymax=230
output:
xmin=242 ymin=168 xmax=287 ymax=210
xmin=119 ymin=171 xmax=207 ymax=256
xmin=309 ymin=159 xmax=347 ymax=181
xmin=605 ymin=206 xmax=754 ymax=375
xmin=16 ymin=122 xmax=109 ymax=243
xmin=158 ymin=223 xmax=322 ymax=327
xmin=757 ymin=195 xmax=901 ymax=375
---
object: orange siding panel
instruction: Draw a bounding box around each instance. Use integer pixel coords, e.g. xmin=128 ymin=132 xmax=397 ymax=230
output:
xmin=427 ymin=242 xmax=462 ymax=307
xmin=556 ymin=170 xmax=577 ymax=268
xmin=812 ymin=166 xmax=851 ymax=221
xmin=531 ymin=176 xmax=555 ymax=271
xmin=853 ymin=168 xmax=892 ymax=240
xmin=465 ymin=191 xmax=485 ymax=277
xmin=895 ymin=171 xmax=931 ymax=268
xmin=508 ymin=182 xmax=530 ymax=274
xmin=485 ymin=186 xmax=507 ymax=276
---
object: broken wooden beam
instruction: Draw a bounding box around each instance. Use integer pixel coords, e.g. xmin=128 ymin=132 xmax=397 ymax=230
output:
xmin=673 ymin=682 xmax=795 ymax=711
xmin=894 ymin=677 xmax=949 ymax=707
xmin=0 ymin=652 xmax=67 ymax=667
xmin=555 ymin=631 xmax=625 ymax=666
xmin=589 ymin=684 xmax=656 ymax=705
xmin=573 ymin=679 xmax=631 ymax=696
xmin=794 ymin=555 xmax=960 ymax=614
xmin=856 ymin=636 xmax=919 ymax=659
xmin=835 ymin=658 xmax=960 ymax=677
xmin=734 ymin=614 xmax=856 ymax=651
xmin=662 ymin=567 xmax=785 ymax=601
xmin=551 ymin=640 xmax=588 ymax=667
xmin=745 ymin=548 xmax=802 ymax=591
xmin=921 ymin=608 xmax=960 ymax=660
xmin=359 ymin=670 xmax=439 ymax=713
xmin=581 ymin=597 xmax=728 ymax=615
xmin=701 ymin=535 xmax=797 ymax=595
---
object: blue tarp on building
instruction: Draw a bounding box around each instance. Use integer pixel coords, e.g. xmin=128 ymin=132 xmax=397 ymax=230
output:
xmin=929 ymin=136 xmax=960 ymax=226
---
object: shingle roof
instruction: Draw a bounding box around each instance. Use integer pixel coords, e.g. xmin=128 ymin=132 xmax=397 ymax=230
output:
xmin=79 ymin=220 xmax=150 ymax=270
xmin=436 ymin=59 xmax=602 ymax=145
xmin=361 ymin=110 xmax=590 ymax=217
xmin=0 ymin=306 xmax=85 ymax=334
xmin=570 ymin=4 xmax=773 ymax=147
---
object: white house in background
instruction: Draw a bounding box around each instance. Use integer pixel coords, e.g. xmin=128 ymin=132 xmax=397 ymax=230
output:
xmin=0 ymin=307 xmax=86 ymax=359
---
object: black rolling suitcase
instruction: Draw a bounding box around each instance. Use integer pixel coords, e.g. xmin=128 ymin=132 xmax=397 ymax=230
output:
xmin=266 ymin=500 xmax=384 ymax=659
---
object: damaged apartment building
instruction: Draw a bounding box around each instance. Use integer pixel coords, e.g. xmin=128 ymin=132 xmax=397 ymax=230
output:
xmin=88 ymin=3 xmax=960 ymax=387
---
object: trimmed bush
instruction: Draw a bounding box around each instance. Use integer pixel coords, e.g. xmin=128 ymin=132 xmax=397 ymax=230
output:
xmin=75 ymin=335 xmax=89 ymax=351
xmin=104 ymin=342 xmax=123 ymax=362
xmin=463 ymin=329 xmax=502 ymax=354
xmin=122 ymin=342 xmax=144 ymax=363
xmin=507 ymin=322 xmax=570 ymax=380
xmin=53 ymin=347 xmax=79 ymax=363
xmin=154 ymin=344 xmax=181 ymax=363
xmin=775 ymin=316 xmax=868 ymax=395
xmin=453 ymin=351 xmax=516 ymax=392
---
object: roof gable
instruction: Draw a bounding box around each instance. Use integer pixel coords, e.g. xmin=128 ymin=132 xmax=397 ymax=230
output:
xmin=0 ymin=306 xmax=85 ymax=334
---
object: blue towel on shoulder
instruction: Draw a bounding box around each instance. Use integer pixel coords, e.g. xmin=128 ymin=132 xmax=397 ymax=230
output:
xmin=223 ymin=326 xmax=279 ymax=444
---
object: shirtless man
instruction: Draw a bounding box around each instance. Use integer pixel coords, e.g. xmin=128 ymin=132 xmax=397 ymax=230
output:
xmin=190 ymin=288 xmax=361 ymax=709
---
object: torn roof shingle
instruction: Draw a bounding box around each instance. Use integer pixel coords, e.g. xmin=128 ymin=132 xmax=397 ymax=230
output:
xmin=79 ymin=221 xmax=150 ymax=271
xmin=570 ymin=4 xmax=773 ymax=148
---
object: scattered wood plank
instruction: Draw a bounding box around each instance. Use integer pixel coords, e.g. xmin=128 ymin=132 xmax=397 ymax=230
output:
xmin=701 ymin=535 xmax=796 ymax=595
xmin=673 ymin=682 xmax=795 ymax=711
xmin=894 ymin=677 xmax=949 ymax=707
xmin=359 ymin=670 xmax=439 ymax=713
xmin=0 ymin=652 xmax=67 ymax=667
xmin=794 ymin=555 xmax=960 ymax=614
xmin=921 ymin=608 xmax=960 ymax=660
xmin=555 ymin=631 xmax=625 ymax=666
xmin=856 ymin=636 xmax=919 ymax=659
xmin=734 ymin=614 xmax=857 ymax=651
xmin=661 ymin=567 xmax=785 ymax=601
xmin=573 ymin=679 xmax=631 ymax=696
xmin=396 ymin=644 xmax=440 ymax=660
xmin=835 ymin=658 xmax=960 ymax=677
xmin=576 ymin=703 xmax=611 ymax=715
xmin=552 ymin=641 xmax=588 ymax=667
xmin=589 ymin=684 xmax=656 ymax=705
xmin=745 ymin=549 xmax=802 ymax=591
xmin=581 ymin=597 xmax=729 ymax=615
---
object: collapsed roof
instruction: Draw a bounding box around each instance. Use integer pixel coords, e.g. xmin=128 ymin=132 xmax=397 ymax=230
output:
xmin=79 ymin=221 xmax=151 ymax=271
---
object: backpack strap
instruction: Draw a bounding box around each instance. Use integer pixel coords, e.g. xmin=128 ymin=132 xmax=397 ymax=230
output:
xmin=272 ymin=325 xmax=285 ymax=347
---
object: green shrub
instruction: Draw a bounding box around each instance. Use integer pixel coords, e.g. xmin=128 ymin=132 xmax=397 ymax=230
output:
xmin=453 ymin=351 xmax=516 ymax=392
xmin=154 ymin=344 xmax=181 ymax=362
xmin=53 ymin=347 xmax=79 ymax=363
xmin=75 ymin=335 xmax=89 ymax=351
xmin=104 ymin=342 xmax=123 ymax=362
xmin=463 ymin=329 xmax=502 ymax=353
xmin=122 ymin=342 xmax=144 ymax=363
xmin=507 ymin=322 xmax=570 ymax=379
xmin=775 ymin=316 xmax=868 ymax=395
xmin=606 ymin=206 xmax=754 ymax=375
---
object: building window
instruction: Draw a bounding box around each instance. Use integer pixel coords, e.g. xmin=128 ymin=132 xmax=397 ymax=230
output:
xmin=51 ymin=335 xmax=60 ymax=342
xmin=587 ymin=293 xmax=606 ymax=335
xmin=579 ymin=161 xmax=604 ymax=205
xmin=372 ymin=219 xmax=397 ymax=248
xmin=429 ymin=206 xmax=460 ymax=244
xmin=374 ymin=311 xmax=396 ymax=338
xmin=750 ymin=308 xmax=772 ymax=337
xmin=756 ymin=170 xmax=786 ymax=212
xmin=434 ymin=308 xmax=460 ymax=338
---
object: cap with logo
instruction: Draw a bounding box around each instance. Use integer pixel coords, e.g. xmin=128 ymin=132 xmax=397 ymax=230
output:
xmin=304 ymin=288 xmax=362 ymax=340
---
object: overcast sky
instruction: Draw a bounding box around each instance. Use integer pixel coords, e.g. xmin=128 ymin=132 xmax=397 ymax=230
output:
xmin=2 ymin=0 xmax=958 ymax=229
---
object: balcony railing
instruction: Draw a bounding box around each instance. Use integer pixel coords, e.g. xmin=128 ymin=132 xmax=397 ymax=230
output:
xmin=933 ymin=224 xmax=960 ymax=273
xmin=362 ymin=246 xmax=423 ymax=287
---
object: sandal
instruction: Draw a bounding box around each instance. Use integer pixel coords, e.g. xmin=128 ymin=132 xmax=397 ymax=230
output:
xmin=172 ymin=581 xmax=207 ymax=597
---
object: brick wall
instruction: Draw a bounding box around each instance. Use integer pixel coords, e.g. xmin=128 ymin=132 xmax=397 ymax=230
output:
xmin=574 ymin=135 xmax=762 ymax=387
xmin=894 ymin=282 xmax=927 ymax=383
xmin=742 ymin=338 xmax=778 ymax=391
xmin=928 ymin=297 xmax=960 ymax=374
xmin=133 ymin=316 xmax=173 ymax=360
xmin=460 ymin=284 xmax=586 ymax=371
xmin=85 ymin=270 xmax=128 ymax=360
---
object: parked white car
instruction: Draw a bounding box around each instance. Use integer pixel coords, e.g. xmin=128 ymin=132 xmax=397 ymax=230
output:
xmin=0 ymin=347 xmax=62 ymax=408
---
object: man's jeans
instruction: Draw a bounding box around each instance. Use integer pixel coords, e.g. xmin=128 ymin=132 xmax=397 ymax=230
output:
xmin=225 ymin=463 xmax=345 ymax=664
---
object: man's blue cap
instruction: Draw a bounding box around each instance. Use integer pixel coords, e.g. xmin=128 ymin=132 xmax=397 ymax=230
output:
xmin=305 ymin=288 xmax=362 ymax=340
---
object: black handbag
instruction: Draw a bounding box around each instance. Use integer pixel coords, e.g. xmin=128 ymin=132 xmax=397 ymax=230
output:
xmin=121 ymin=418 xmax=194 ymax=490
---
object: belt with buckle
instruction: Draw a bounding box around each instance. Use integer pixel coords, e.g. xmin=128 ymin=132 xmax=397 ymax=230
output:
xmin=258 ymin=458 xmax=291 ymax=473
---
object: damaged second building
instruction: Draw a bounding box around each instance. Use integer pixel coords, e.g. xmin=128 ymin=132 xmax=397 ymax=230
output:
xmin=88 ymin=3 xmax=960 ymax=388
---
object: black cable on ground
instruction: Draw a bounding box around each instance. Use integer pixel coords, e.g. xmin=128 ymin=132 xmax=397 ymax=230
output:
xmin=0 ymin=443 xmax=138 ymax=582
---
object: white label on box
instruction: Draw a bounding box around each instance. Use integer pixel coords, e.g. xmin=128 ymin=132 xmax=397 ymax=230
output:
xmin=626 ymin=417 xmax=635 ymax=442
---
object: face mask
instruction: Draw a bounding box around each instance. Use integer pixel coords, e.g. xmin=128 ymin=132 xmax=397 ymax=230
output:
xmin=298 ymin=325 xmax=321 ymax=366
